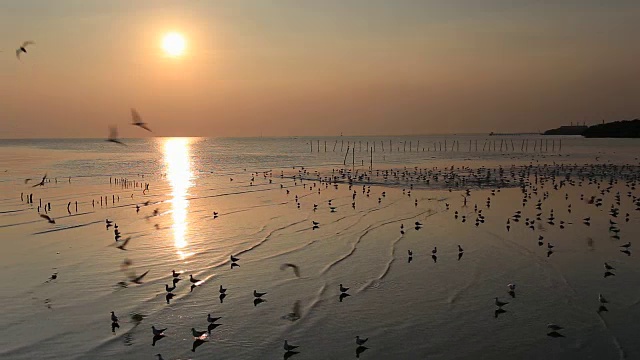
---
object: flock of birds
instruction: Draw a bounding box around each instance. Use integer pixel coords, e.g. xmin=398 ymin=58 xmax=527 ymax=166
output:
xmin=17 ymin=147 xmax=640 ymax=358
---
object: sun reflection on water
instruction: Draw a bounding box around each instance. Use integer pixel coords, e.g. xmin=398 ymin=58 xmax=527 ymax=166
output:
xmin=163 ymin=138 xmax=194 ymax=259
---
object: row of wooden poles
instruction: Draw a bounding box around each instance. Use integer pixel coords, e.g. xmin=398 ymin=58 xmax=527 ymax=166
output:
xmin=309 ymin=138 xmax=563 ymax=153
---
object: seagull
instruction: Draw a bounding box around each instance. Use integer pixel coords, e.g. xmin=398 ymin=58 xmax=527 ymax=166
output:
xmin=547 ymin=323 xmax=563 ymax=331
xmin=355 ymin=336 xmax=368 ymax=346
xmin=16 ymin=41 xmax=35 ymax=60
xmin=620 ymin=242 xmax=631 ymax=249
xmin=111 ymin=311 xmax=119 ymax=322
xmin=339 ymin=284 xmax=349 ymax=293
xmin=107 ymin=126 xmax=126 ymax=146
xmin=280 ymin=263 xmax=301 ymax=277
xmin=191 ymin=328 xmax=207 ymax=338
xmin=189 ymin=274 xmax=201 ymax=283
xmin=165 ymin=293 xmax=175 ymax=304
xmin=129 ymin=270 xmax=149 ymax=284
xmin=230 ymin=255 xmax=240 ymax=262
xmin=219 ymin=285 xmax=227 ymax=294
xmin=207 ymin=314 xmax=221 ymax=323
xmin=604 ymin=262 xmax=615 ymax=271
xmin=165 ymin=284 xmax=175 ymax=292
xmin=495 ymin=297 xmax=509 ymax=307
xmin=131 ymin=108 xmax=152 ymax=132
xmin=116 ymin=237 xmax=132 ymax=250
xmin=32 ymin=173 xmax=47 ymax=187
xmin=172 ymin=270 xmax=181 ymax=277
xmin=152 ymin=326 xmax=167 ymax=336
xmin=598 ymin=293 xmax=608 ymax=304
xmin=508 ymin=283 xmax=516 ymax=291
xmin=458 ymin=245 xmax=463 ymax=252
xmin=284 ymin=340 xmax=298 ymax=351
xmin=432 ymin=247 xmax=437 ymax=255
xmin=40 ymin=214 xmax=55 ymax=224
xmin=253 ymin=290 xmax=267 ymax=298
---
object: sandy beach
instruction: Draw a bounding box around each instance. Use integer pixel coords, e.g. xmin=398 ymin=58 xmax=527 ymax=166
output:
xmin=0 ymin=136 xmax=638 ymax=359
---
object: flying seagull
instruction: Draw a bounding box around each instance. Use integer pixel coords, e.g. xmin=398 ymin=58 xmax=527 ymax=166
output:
xmin=16 ymin=41 xmax=35 ymax=60
xmin=107 ymin=126 xmax=126 ymax=146
xmin=131 ymin=108 xmax=152 ymax=132
xmin=129 ymin=270 xmax=150 ymax=284
xmin=280 ymin=263 xmax=301 ymax=277
xmin=40 ymin=214 xmax=55 ymax=224
xmin=32 ymin=173 xmax=47 ymax=187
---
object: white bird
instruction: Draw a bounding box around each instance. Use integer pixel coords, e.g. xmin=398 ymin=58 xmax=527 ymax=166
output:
xmin=284 ymin=340 xmax=298 ymax=351
xmin=152 ymin=325 xmax=167 ymax=336
xmin=16 ymin=41 xmax=35 ymax=60
xmin=253 ymin=290 xmax=267 ymax=298
xmin=547 ymin=323 xmax=563 ymax=331
xmin=495 ymin=297 xmax=509 ymax=307
xmin=355 ymin=336 xmax=368 ymax=345
xmin=130 ymin=108 xmax=152 ymax=132
xmin=508 ymin=283 xmax=516 ymax=291
xmin=598 ymin=293 xmax=608 ymax=304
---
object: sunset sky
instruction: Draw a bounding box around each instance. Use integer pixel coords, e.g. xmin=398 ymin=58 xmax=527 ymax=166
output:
xmin=1 ymin=0 xmax=639 ymax=138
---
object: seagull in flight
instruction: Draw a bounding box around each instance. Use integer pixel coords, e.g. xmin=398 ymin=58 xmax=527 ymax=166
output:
xmin=32 ymin=173 xmax=47 ymax=187
xmin=116 ymin=237 xmax=132 ymax=250
xmin=16 ymin=41 xmax=35 ymax=60
xmin=131 ymin=108 xmax=152 ymax=132
xmin=40 ymin=214 xmax=55 ymax=224
xmin=129 ymin=270 xmax=149 ymax=284
xmin=280 ymin=263 xmax=301 ymax=277
xmin=107 ymin=126 xmax=126 ymax=146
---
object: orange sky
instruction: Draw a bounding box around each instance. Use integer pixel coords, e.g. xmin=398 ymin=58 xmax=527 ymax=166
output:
xmin=1 ymin=0 xmax=639 ymax=138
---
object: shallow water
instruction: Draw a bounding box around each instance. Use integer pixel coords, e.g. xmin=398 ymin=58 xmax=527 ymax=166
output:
xmin=0 ymin=136 xmax=639 ymax=360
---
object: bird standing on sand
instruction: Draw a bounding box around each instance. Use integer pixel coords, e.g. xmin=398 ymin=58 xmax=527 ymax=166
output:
xmin=340 ymin=284 xmax=349 ymax=293
xmin=16 ymin=41 xmax=35 ymax=59
xmin=152 ymin=326 xmax=166 ymax=336
xmin=356 ymin=336 xmax=368 ymax=345
xmin=284 ymin=340 xmax=298 ymax=351
xmin=253 ymin=290 xmax=267 ymax=298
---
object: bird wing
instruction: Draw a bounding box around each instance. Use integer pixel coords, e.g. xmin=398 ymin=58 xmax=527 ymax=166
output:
xmin=140 ymin=124 xmax=152 ymax=132
xmin=22 ymin=41 xmax=35 ymax=47
xmin=131 ymin=108 xmax=142 ymax=124
xmin=42 ymin=173 xmax=47 ymax=182
xmin=131 ymin=270 xmax=150 ymax=283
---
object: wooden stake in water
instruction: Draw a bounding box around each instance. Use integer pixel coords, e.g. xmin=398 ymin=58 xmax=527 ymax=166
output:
xmin=343 ymin=146 xmax=350 ymax=165
xmin=333 ymin=140 xmax=338 ymax=152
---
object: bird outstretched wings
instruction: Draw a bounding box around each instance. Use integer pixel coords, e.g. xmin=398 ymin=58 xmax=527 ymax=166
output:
xmin=131 ymin=108 xmax=152 ymax=132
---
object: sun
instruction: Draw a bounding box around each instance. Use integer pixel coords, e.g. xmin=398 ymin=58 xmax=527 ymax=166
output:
xmin=162 ymin=32 xmax=186 ymax=57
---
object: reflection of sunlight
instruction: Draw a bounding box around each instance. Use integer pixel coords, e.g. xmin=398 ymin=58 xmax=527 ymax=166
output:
xmin=163 ymin=138 xmax=194 ymax=259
